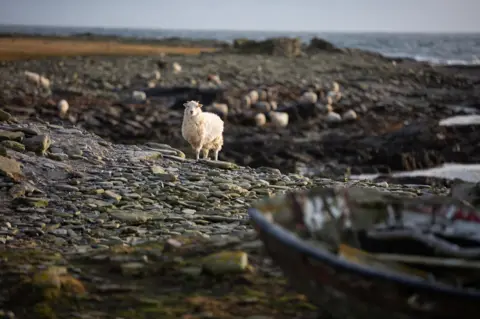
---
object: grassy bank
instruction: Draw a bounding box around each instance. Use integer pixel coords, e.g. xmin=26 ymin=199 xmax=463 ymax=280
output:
xmin=0 ymin=37 xmax=218 ymax=61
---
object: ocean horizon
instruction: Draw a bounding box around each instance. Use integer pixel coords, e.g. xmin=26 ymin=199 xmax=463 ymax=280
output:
xmin=1 ymin=24 xmax=480 ymax=65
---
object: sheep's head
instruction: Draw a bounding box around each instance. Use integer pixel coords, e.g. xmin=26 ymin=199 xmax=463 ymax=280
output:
xmin=184 ymin=100 xmax=202 ymax=117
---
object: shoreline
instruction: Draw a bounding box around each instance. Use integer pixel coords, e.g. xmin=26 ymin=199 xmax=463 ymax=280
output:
xmin=0 ymin=31 xmax=479 ymax=318
xmin=1 ymin=31 xmax=479 ymax=66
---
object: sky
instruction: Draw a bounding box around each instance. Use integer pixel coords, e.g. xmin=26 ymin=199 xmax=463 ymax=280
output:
xmin=0 ymin=0 xmax=479 ymax=33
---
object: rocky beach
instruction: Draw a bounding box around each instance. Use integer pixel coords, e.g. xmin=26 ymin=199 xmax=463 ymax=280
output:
xmin=0 ymin=34 xmax=479 ymax=318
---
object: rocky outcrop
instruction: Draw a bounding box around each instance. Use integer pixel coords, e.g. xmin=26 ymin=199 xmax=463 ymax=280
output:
xmin=233 ymin=37 xmax=302 ymax=57
xmin=0 ymin=117 xmax=451 ymax=318
xmin=306 ymin=37 xmax=343 ymax=53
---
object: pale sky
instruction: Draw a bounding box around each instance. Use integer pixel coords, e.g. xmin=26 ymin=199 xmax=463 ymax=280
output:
xmin=0 ymin=0 xmax=479 ymax=33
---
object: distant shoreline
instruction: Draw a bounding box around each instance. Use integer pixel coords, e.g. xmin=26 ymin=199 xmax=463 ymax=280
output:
xmin=0 ymin=32 xmax=230 ymax=48
xmin=1 ymin=25 xmax=480 ymax=66
xmin=0 ymin=32 xmax=479 ymax=70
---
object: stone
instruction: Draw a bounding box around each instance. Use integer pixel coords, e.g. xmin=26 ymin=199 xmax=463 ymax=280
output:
xmin=307 ymin=37 xmax=342 ymax=53
xmin=233 ymin=37 xmax=302 ymax=57
xmin=104 ymin=190 xmax=122 ymax=203
xmin=153 ymin=173 xmax=178 ymax=182
xmin=0 ymin=130 xmax=24 ymax=142
xmin=200 ymin=160 xmax=239 ymax=170
xmin=342 ymin=109 xmax=358 ymax=121
xmin=150 ymin=165 xmax=166 ymax=174
xmin=8 ymin=183 xmax=28 ymax=198
xmin=0 ymin=109 xmax=12 ymax=122
xmin=0 ymin=156 xmax=23 ymax=181
xmin=202 ymin=251 xmax=249 ymax=275
xmin=48 ymin=152 xmax=69 ymax=161
xmin=23 ymin=134 xmax=51 ymax=154
xmin=120 ymin=262 xmax=145 ymax=276
xmin=1 ymin=140 xmax=25 ymax=152
xmin=326 ymin=112 xmax=342 ymax=123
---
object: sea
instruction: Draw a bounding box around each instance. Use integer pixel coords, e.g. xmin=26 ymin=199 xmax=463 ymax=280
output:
xmin=1 ymin=24 xmax=480 ymax=66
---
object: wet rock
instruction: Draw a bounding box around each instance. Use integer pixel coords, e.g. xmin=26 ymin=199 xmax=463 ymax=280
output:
xmin=23 ymin=134 xmax=51 ymax=154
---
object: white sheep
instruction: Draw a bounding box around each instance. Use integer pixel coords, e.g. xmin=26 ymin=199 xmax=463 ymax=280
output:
xmin=40 ymin=76 xmax=50 ymax=89
xmin=25 ymin=71 xmax=40 ymax=85
xmin=25 ymin=71 xmax=51 ymax=89
xmin=299 ymin=91 xmax=318 ymax=104
xmin=57 ymin=99 xmax=69 ymax=118
xmin=269 ymin=111 xmax=289 ymax=128
xmin=182 ymin=100 xmax=224 ymax=161
xmin=254 ymin=113 xmax=266 ymax=126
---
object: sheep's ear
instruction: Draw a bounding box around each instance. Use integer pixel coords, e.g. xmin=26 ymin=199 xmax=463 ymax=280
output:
xmin=197 ymin=103 xmax=203 ymax=108
xmin=183 ymin=103 xmax=188 ymax=108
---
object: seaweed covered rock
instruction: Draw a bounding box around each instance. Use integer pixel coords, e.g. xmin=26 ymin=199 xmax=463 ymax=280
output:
xmin=306 ymin=37 xmax=342 ymax=53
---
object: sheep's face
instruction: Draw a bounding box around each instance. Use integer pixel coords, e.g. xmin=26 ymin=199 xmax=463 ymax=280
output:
xmin=184 ymin=101 xmax=202 ymax=117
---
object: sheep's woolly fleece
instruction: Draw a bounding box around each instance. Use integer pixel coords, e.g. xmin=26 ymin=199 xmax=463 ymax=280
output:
xmin=181 ymin=100 xmax=224 ymax=161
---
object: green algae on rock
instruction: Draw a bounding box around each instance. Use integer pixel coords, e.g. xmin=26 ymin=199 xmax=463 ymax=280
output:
xmin=202 ymin=251 xmax=249 ymax=275
xmin=1 ymin=140 xmax=25 ymax=152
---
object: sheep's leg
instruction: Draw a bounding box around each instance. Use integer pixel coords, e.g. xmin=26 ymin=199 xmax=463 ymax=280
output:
xmin=213 ymin=149 xmax=220 ymax=161
xmin=194 ymin=143 xmax=203 ymax=161
xmin=202 ymin=148 xmax=210 ymax=159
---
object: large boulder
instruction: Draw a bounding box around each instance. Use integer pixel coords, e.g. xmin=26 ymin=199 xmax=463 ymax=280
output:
xmin=306 ymin=37 xmax=342 ymax=53
xmin=233 ymin=37 xmax=302 ymax=58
